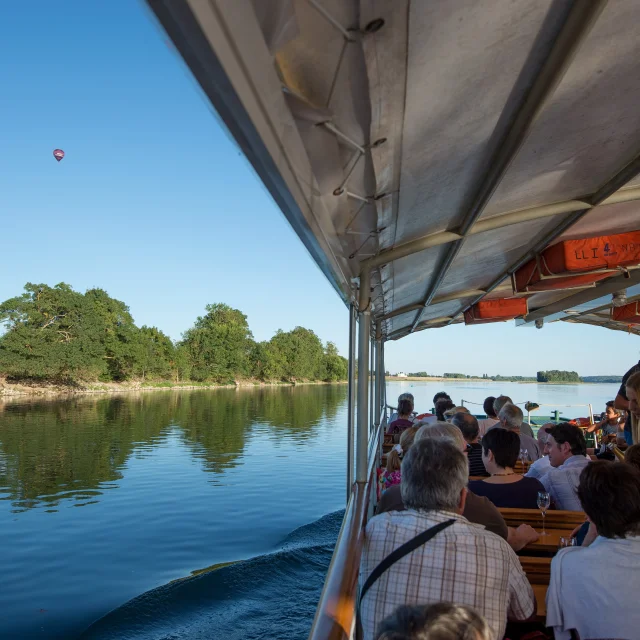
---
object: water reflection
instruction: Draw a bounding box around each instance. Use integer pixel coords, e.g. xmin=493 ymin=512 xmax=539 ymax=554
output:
xmin=0 ymin=385 xmax=347 ymax=511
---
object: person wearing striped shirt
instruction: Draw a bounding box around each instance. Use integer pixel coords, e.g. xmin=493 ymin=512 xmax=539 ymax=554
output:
xmin=451 ymin=412 xmax=488 ymax=477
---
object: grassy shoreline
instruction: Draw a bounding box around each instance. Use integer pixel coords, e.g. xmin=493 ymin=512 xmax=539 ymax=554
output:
xmin=0 ymin=378 xmax=347 ymax=401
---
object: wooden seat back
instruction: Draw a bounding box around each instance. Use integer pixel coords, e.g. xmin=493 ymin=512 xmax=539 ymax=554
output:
xmin=499 ymin=507 xmax=585 ymax=528
xmin=519 ymin=556 xmax=551 ymax=585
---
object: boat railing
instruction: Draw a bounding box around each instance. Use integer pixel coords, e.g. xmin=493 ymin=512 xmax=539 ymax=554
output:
xmin=308 ymin=420 xmax=383 ymax=640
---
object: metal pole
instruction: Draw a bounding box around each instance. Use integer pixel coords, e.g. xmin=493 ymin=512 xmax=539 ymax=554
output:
xmin=374 ymin=325 xmax=382 ymax=429
xmin=346 ymin=304 xmax=357 ymax=503
xmin=356 ymin=270 xmax=371 ymax=483
xmin=369 ymin=333 xmax=375 ymax=433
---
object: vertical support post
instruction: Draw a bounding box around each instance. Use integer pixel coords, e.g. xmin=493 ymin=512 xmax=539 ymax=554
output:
xmin=356 ymin=270 xmax=371 ymax=483
xmin=346 ymin=303 xmax=357 ymax=503
xmin=374 ymin=324 xmax=382 ymax=429
xmin=369 ymin=333 xmax=375 ymax=433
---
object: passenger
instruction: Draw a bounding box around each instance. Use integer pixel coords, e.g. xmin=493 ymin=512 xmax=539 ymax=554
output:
xmin=539 ymin=423 xmax=589 ymax=511
xmin=497 ymin=403 xmax=540 ymax=461
xmin=625 ymin=443 xmax=640 ymax=470
xmin=546 ymin=462 xmax=640 ymax=640
xmin=377 ymin=422 xmax=538 ymax=551
xmin=477 ymin=396 xmax=500 ymax=437
xmin=435 ymin=398 xmax=455 ymax=422
xmin=389 ymin=393 xmax=415 ymax=424
xmin=492 ymin=395 xmax=535 ymax=438
xmin=387 ymin=398 xmax=414 ymax=435
xmin=433 ymin=391 xmax=451 ymax=406
xmin=525 ymin=423 xmax=554 ymax=480
xmin=587 ymin=400 xmax=623 ymax=441
xmin=378 ymin=427 xmax=418 ymax=497
xmin=443 ymin=405 xmax=469 ymax=421
xmin=375 ymin=603 xmax=492 ymax=640
xmin=615 ymin=359 xmax=640 ymax=445
xmin=624 ymin=370 xmax=640 ymax=444
xmin=468 ymin=428 xmax=546 ymax=509
xmin=360 ymin=438 xmax=535 ymax=640
xmin=451 ymin=412 xmax=488 ymax=477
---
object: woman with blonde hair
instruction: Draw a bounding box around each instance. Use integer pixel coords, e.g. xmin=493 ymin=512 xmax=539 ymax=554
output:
xmin=625 ymin=370 xmax=640 ymax=444
xmin=378 ymin=426 xmax=418 ymax=497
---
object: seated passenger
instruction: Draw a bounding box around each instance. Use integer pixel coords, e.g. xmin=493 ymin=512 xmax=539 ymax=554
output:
xmin=387 ymin=398 xmax=414 ymax=435
xmin=540 ymin=423 xmax=589 ymax=511
xmin=546 ymin=461 xmax=640 ymax=640
xmin=377 ymin=422 xmax=538 ymax=551
xmin=468 ymin=428 xmax=546 ymax=509
xmin=360 ymin=438 xmax=535 ymax=640
xmin=625 ymin=370 xmax=640 ymax=444
xmin=435 ymin=398 xmax=455 ymax=422
xmin=493 ymin=395 xmax=535 ymax=438
xmin=477 ymin=396 xmax=500 ymax=437
xmin=443 ymin=405 xmax=469 ymax=421
xmin=451 ymin=412 xmax=488 ymax=477
xmin=525 ymin=423 xmax=554 ymax=480
xmin=375 ymin=603 xmax=492 ymax=640
xmin=587 ymin=400 xmax=623 ymax=441
xmin=389 ymin=392 xmax=415 ymax=424
xmin=433 ymin=391 xmax=451 ymax=406
xmin=378 ymin=427 xmax=418 ymax=498
xmin=625 ymin=443 xmax=640 ymax=470
xmin=497 ymin=403 xmax=540 ymax=461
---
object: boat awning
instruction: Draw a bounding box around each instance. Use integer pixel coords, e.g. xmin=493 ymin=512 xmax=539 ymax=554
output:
xmin=147 ymin=0 xmax=640 ymax=341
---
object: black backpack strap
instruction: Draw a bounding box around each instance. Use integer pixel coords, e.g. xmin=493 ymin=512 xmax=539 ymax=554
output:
xmin=359 ymin=518 xmax=456 ymax=606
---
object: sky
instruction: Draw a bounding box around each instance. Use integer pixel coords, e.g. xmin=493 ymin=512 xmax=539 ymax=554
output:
xmin=1 ymin=1 xmax=638 ymax=378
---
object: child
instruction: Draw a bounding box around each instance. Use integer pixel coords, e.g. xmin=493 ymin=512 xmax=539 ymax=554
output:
xmin=378 ymin=426 xmax=418 ymax=498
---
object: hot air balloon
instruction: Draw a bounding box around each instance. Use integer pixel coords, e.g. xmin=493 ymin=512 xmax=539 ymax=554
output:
xmin=53 ymin=149 xmax=65 ymax=162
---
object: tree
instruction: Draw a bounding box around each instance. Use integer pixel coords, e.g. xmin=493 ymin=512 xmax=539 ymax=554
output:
xmin=133 ymin=326 xmax=175 ymax=381
xmin=323 ymin=341 xmax=348 ymax=381
xmin=0 ymin=283 xmax=107 ymax=382
xmin=537 ymin=370 xmax=581 ymax=383
xmin=181 ymin=303 xmax=254 ymax=382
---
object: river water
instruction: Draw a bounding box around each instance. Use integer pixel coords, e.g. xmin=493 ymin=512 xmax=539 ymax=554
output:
xmin=0 ymin=381 xmax=620 ymax=639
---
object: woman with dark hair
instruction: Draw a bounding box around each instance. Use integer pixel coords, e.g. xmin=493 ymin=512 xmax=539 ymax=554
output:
xmin=468 ymin=428 xmax=545 ymax=509
xmin=435 ymin=398 xmax=455 ymax=422
xmin=387 ymin=398 xmax=414 ymax=435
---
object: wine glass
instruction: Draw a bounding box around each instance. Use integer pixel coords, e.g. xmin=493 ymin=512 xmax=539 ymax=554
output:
xmin=519 ymin=448 xmax=528 ymax=474
xmin=537 ymin=491 xmax=551 ymax=536
xmin=558 ymin=537 xmax=576 ymax=549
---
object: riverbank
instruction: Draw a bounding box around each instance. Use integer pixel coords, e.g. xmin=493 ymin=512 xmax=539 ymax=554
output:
xmin=0 ymin=378 xmax=347 ymax=400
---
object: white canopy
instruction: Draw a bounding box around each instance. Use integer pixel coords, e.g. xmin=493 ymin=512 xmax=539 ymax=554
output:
xmin=148 ymin=0 xmax=640 ymax=340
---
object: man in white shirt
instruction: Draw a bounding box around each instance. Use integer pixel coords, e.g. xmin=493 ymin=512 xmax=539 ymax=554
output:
xmin=540 ymin=423 xmax=589 ymax=511
xmin=497 ymin=403 xmax=540 ymax=461
xmin=360 ymin=438 xmax=535 ymax=640
xmin=546 ymin=461 xmax=640 ymax=640
xmin=525 ymin=423 xmax=554 ymax=480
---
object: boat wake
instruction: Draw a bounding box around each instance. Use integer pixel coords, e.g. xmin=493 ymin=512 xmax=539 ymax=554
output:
xmin=80 ymin=510 xmax=344 ymax=640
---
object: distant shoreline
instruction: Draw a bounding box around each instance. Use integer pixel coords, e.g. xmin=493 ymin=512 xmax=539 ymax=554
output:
xmin=386 ymin=376 xmax=620 ymax=384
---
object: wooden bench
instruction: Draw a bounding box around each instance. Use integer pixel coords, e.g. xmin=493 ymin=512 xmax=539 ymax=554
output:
xmin=525 ymin=528 xmax=576 ymax=552
xmin=533 ymin=583 xmax=547 ymax=618
xmin=499 ymin=507 xmax=585 ymax=529
xmin=519 ymin=556 xmax=551 ymax=585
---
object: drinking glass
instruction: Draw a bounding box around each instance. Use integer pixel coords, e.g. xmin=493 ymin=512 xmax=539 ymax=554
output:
xmin=558 ymin=537 xmax=576 ymax=549
xmin=522 ymin=448 xmax=528 ymax=473
xmin=537 ymin=491 xmax=551 ymax=536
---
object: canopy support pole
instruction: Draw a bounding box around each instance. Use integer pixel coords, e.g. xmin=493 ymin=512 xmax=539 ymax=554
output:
xmin=346 ymin=303 xmax=357 ymax=503
xmin=356 ymin=270 xmax=371 ymax=483
xmin=374 ymin=324 xmax=382 ymax=430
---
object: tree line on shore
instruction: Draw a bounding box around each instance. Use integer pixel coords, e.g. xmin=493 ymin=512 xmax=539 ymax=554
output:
xmin=0 ymin=283 xmax=348 ymax=385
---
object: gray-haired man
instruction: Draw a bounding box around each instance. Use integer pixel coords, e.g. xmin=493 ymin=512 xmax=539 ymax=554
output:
xmin=360 ymin=438 xmax=535 ymax=640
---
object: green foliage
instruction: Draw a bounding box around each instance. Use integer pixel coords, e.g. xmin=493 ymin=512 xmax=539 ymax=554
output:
xmin=537 ymin=370 xmax=581 ymax=383
xmin=0 ymin=284 xmax=348 ymax=385
xmin=407 ymin=371 xmax=430 ymax=377
xmin=582 ymin=375 xmax=622 ymax=383
xmin=443 ymin=372 xmax=467 ymax=378
xmin=181 ymin=303 xmax=254 ymax=383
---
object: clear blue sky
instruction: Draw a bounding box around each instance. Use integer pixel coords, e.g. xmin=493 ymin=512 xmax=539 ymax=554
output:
xmin=1 ymin=1 xmax=638 ymax=377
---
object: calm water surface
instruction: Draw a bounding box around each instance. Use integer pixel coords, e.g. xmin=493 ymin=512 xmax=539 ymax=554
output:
xmin=0 ymin=381 xmax=620 ymax=638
